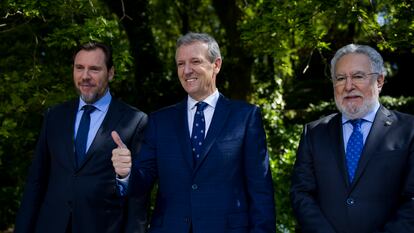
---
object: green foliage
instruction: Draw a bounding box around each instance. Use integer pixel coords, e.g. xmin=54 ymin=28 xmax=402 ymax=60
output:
xmin=240 ymin=1 xmax=414 ymax=231
xmin=1 ymin=0 xmax=414 ymax=232
xmin=380 ymin=96 xmax=414 ymax=114
xmin=0 ymin=0 xmax=132 ymax=230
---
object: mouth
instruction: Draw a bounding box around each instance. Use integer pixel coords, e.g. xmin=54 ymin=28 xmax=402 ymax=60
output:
xmin=343 ymin=94 xmax=363 ymax=102
xmin=79 ymin=83 xmax=95 ymax=90
xmin=185 ymin=77 xmax=198 ymax=82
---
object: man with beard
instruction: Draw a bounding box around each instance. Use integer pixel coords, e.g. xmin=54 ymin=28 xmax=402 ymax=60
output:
xmin=15 ymin=42 xmax=148 ymax=233
xmin=290 ymin=44 xmax=414 ymax=233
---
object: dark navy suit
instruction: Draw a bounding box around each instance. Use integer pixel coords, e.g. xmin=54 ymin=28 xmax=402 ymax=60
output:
xmin=290 ymin=106 xmax=414 ymax=233
xmin=129 ymin=94 xmax=276 ymax=233
xmin=15 ymin=98 xmax=148 ymax=233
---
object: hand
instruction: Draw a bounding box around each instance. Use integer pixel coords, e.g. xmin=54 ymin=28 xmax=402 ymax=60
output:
xmin=111 ymin=131 xmax=132 ymax=178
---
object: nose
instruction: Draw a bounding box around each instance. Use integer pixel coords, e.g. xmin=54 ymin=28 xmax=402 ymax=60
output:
xmin=183 ymin=63 xmax=193 ymax=75
xmin=344 ymin=76 xmax=354 ymax=91
xmin=80 ymin=69 xmax=91 ymax=80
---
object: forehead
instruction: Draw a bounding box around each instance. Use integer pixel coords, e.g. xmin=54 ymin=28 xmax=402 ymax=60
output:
xmin=176 ymin=42 xmax=209 ymax=59
xmin=74 ymin=48 xmax=106 ymax=65
xmin=335 ymin=53 xmax=372 ymax=74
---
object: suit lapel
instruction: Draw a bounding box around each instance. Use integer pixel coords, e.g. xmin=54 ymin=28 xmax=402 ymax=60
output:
xmin=351 ymin=106 xmax=393 ymax=187
xmin=175 ymin=99 xmax=194 ymax=170
xmin=329 ymin=114 xmax=351 ymax=186
xmin=76 ymin=99 xmax=123 ymax=170
xmin=64 ymin=100 xmax=80 ymax=169
xmin=193 ymin=95 xmax=231 ymax=173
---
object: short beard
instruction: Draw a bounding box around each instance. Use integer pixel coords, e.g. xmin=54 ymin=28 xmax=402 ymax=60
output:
xmin=75 ymin=87 xmax=101 ymax=104
xmin=80 ymin=93 xmax=100 ymax=104
xmin=335 ymin=92 xmax=379 ymax=120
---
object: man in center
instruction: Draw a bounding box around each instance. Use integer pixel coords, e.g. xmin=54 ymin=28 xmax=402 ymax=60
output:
xmin=112 ymin=32 xmax=276 ymax=233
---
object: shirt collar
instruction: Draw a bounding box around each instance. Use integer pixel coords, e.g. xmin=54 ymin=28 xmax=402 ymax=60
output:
xmin=187 ymin=89 xmax=219 ymax=110
xmin=78 ymin=89 xmax=112 ymax=112
xmin=341 ymin=101 xmax=380 ymax=124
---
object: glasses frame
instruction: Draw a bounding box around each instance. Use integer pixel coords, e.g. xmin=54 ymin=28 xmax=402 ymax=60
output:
xmin=332 ymin=72 xmax=380 ymax=86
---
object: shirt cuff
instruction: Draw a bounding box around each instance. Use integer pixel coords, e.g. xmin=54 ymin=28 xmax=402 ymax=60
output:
xmin=116 ymin=173 xmax=130 ymax=196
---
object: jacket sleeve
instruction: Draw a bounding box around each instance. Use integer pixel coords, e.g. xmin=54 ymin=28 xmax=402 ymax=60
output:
xmin=124 ymin=112 xmax=156 ymax=233
xmin=244 ymin=106 xmax=276 ymax=233
xmin=380 ymin=134 xmax=414 ymax=233
xmin=14 ymin=108 xmax=51 ymax=233
xmin=290 ymin=124 xmax=337 ymax=233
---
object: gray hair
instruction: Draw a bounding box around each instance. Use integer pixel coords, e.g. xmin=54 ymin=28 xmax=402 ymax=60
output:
xmin=176 ymin=32 xmax=221 ymax=63
xmin=330 ymin=44 xmax=385 ymax=78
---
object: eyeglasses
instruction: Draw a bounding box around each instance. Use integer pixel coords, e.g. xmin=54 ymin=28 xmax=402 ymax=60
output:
xmin=332 ymin=72 xmax=379 ymax=86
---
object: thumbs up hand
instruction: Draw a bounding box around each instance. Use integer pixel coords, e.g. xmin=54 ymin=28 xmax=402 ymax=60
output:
xmin=111 ymin=131 xmax=131 ymax=178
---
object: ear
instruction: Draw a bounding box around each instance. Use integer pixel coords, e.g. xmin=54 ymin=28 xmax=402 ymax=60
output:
xmin=377 ymin=74 xmax=385 ymax=91
xmin=108 ymin=67 xmax=115 ymax=81
xmin=213 ymin=57 xmax=222 ymax=74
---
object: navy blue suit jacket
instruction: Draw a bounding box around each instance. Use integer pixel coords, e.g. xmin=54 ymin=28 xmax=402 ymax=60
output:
xmin=129 ymin=94 xmax=276 ymax=233
xmin=290 ymin=106 xmax=414 ymax=233
xmin=15 ymin=98 xmax=148 ymax=233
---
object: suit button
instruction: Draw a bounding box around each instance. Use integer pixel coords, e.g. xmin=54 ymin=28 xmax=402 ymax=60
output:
xmin=346 ymin=198 xmax=355 ymax=205
xmin=191 ymin=184 xmax=198 ymax=190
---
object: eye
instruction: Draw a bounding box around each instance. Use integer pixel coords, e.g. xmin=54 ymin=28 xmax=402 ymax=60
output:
xmin=177 ymin=62 xmax=184 ymax=67
xmin=89 ymin=66 xmax=102 ymax=72
xmin=335 ymin=76 xmax=346 ymax=82
xmin=352 ymin=74 xmax=365 ymax=80
xmin=74 ymin=65 xmax=84 ymax=71
xmin=192 ymin=59 xmax=201 ymax=65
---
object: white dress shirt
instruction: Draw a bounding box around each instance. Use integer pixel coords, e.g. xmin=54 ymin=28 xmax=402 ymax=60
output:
xmin=187 ymin=89 xmax=220 ymax=137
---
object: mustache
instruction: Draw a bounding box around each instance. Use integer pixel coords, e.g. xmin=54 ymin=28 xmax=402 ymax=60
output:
xmin=343 ymin=91 xmax=363 ymax=98
xmin=78 ymin=81 xmax=94 ymax=86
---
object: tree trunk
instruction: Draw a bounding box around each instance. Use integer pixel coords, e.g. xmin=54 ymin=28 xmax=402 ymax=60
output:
xmin=102 ymin=0 xmax=164 ymax=109
xmin=212 ymin=0 xmax=253 ymax=101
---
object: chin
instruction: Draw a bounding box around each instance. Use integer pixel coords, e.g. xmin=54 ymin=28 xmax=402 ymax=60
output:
xmin=81 ymin=93 xmax=99 ymax=104
xmin=335 ymin=97 xmax=378 ymax=120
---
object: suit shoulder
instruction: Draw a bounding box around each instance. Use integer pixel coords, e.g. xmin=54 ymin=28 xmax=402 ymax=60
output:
xmin=390 ymin=109 xmax=414 ymax=122
xmin=112 ymin=99 xmax=147 ymax=117
xmin=220 ymin=98 xmax=261 ymax=115
xmin=44 ymin=99 xmax=77 ymax=114
xmin=150 ymin=102 xmax=182 ymax=116
xmin=228 ymin=99 xmax=257 ymax=108
xmin=306 ymin=113 xmax=339 ymax=129
xmin=390 ymin=109 xmax=414 ymax=119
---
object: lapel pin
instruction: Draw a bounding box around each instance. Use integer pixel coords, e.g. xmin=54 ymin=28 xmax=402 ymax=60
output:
xmin=384 ymin=120 xmax=392 ymax=126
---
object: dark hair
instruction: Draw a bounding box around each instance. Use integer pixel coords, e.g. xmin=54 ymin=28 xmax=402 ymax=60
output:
xmin=73 ymin=41 xmax=113 ymax=69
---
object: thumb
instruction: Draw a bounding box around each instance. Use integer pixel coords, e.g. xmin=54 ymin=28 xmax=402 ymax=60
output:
xmin=111 ymin=131 xmax=127 ymax=149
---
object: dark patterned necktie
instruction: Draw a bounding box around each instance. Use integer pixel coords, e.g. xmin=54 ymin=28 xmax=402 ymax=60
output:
xmin=346 ymin=119 xmax=363 ymax=183
xmin=191 ymin=102 xmax=208 ymax=162
xmin=75 ymin=105 xmax=96 ymax=167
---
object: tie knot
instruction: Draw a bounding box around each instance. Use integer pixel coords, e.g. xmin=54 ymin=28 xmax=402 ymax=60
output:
xmin=350 ymin=119 xmax=363 ymax=130
xmin=82 ymin=105 xmax=96 ymax=114
xmin=196 ymin=102 xmax=208 ymax=112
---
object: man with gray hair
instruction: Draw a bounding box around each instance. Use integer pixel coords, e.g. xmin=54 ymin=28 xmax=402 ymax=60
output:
xmin=112 ymin=32 xmax=276 ymax=233
xmin=290 ymin=44 xmax=414 ymax=233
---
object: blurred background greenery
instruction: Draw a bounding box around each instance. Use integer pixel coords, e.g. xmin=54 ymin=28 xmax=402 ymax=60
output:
xmin=1 ymin=0 xmax=413 ymax=232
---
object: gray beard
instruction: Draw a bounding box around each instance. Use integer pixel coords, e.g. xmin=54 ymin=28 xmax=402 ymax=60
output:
xmin=335 ymin=95 xmax=379 ymax=119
